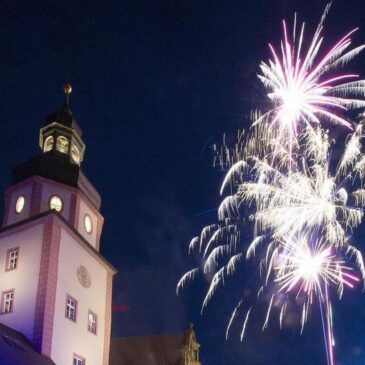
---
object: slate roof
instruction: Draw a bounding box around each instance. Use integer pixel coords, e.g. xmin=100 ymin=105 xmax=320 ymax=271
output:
xmin=0 ymin=322 xmax=55 ymax=365
xmin=45 ymin=104 xmax=82 ymax=136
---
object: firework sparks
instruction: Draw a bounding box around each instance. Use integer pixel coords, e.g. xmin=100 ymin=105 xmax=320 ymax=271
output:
xmin=178 ymin=4 xmax=365 ymax=365
xmin=256 ymin=3 xmax=365 ymax=147
xmin=240 ymin=125 xmax=365 ymax=248
xmin=178 ymin=124 xmax=365 ymax=363
xmin=274 ymin=236 xmax=360 ymax=306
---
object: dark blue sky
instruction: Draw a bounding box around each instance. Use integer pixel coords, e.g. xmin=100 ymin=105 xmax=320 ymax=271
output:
xmin=1 ymin=0 xmax=365 ymax=364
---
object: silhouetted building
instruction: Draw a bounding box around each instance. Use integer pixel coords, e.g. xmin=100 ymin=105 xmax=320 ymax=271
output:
xmin=110 ymin=323 xmax=201 ymax=365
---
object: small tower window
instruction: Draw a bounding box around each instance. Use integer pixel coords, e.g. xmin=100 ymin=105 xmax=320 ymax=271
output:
xmin=49 ymin=195 xmax=63 ymax=212
xmin=84 ymin=214 xmax=93 ymax=234
xmin=6 ymin=248 xmax=19 ymax=271
xmin=1 ymin=290 xmax=14 ymax=314
xmin=15 ymin=195 xmax=25 ymax=213
xmin=43 ymin=135 xmax=54 ymax=152
xmin=56 ymin=136 xmax=69 ymax=154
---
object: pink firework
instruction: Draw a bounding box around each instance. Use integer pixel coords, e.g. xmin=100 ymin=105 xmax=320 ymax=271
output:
xmin=256 ymin=6 xmax=365 ymax=144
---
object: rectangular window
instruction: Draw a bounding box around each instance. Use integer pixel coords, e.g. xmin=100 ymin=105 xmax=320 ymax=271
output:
xmin=1 ymin=290 xmax=14 ymax=314
xmin=73 ymin=354 xmax=85 ymax=365
xmin=88 ymin=311 xmax=97 ymax=334
xmin=65 ymin=295 xmax=77 ymax=322
xmin=6 ymin=248 xmax=19 ymax=271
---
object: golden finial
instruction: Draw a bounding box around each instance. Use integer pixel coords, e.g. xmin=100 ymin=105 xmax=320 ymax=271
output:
xmin=63 ymin=84 xmax=72 ymax=108
xmin=63 ymin=83 xmax=72 ymax=95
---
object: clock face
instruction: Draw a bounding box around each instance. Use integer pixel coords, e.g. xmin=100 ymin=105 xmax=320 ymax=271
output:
xmin=77 ymin=265 xmax=91 ymax=288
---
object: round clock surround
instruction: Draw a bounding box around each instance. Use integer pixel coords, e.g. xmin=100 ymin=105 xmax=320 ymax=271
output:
xmin=77 ymin=265 xmax=91 ymax=288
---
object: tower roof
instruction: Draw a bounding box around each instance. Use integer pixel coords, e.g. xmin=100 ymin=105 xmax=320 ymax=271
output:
xmin=44 ymin=84 xmax=82 ymax=136
xmin=0 ymin=322 xmax=55 ymax=365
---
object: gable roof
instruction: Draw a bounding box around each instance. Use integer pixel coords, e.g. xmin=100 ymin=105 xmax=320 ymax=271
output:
xmin=0 ymin=322 xmax=56 ymax=365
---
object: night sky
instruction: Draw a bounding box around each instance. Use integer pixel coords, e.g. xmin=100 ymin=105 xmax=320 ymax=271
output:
xmin=1 ymin=1 xmax=365 ymax=364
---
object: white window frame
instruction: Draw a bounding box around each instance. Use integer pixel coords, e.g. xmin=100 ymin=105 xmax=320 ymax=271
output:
xmin=1 ymin=290 xmax=14 ymax=314
xmin=88 ymin=311 xmax=97 ymax=334
xmin=73 ymin=354 xmax=85 ymax=365
xmin=6 ymin=248 xmax=19 ymax=271
xmin=65 ymin=295 xmax=77 ymax=322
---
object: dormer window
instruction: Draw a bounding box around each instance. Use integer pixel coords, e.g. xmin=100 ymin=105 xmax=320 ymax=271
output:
xmin=43 ymin=136 xmax=54 ymax=152
xmin=56 ymin=136 xmax=69 ymax=154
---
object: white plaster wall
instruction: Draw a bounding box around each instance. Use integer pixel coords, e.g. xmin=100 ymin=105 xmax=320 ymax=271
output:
xmin=51 ymin=228 xmax=107 ymax=365
xmin=40 ymin=182 xmax=72 ymax=221
xmin=77 ymin=199 xmax=98 ymax=249
xmin=7 ymin=184 xmax=32 ymax=225
xmin=0 ymin=223 xmax=44 ymax=340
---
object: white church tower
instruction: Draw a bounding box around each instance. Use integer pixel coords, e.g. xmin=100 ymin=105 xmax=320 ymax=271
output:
xmin=0 ymin=85 xmax=117 ymax=365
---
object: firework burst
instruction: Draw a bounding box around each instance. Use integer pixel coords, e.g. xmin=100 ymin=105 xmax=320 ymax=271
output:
xmin=239 ymin=124 xmax=365 ymax=248
xmin=178 ymin=4 xmax=365 ymax=365
xmin=256 ymin=3 xmax=365 ymax=147
xmin=178 ymin=124 xmax=365 ymax=364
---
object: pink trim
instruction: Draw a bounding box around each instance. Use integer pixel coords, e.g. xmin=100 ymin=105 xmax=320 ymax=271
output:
xmin=0 ymin=214 xmax=50 ymax=239
xmin=5 ymin=246 xmax=19 ymax=272
xmin=30 ymin=181 xmax=43 ymax=216
xmin=0 ymin=212 xmax=115 ymax=274
xmin=33 ymin=216 xmax=61 ymax=355
xmin=74 ymin=194 xmax=80 ymax=228
xmin=102 ymin=271 xmax=113 ymax=365
xmin=95 ymin=216 xmax=104 ymax=252
xmin=69 ymin=193 xmax=78 ymax=226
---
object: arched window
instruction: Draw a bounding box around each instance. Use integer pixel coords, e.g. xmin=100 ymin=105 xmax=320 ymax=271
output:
xmin=56 ymin=136 xmax=69 ymax=154
xmin=44 ymin=136 xmax=54 ymax=152
xmin=71 ymin=144 xmax=81 ymax=165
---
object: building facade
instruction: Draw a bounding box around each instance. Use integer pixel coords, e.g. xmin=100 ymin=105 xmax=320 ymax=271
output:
xmin=0 ymin=86 xmax=117 ymax=365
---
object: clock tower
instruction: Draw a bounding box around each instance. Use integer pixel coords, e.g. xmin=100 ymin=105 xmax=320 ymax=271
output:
xmin=0 ymin=86 xmax=117 ymax=365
